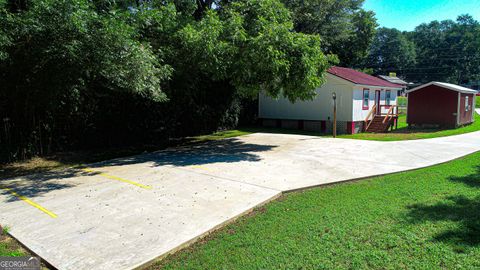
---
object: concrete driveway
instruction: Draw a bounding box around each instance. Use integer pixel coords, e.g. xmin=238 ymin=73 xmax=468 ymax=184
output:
xmin=2 ymin=130 xmax=480 ymax=269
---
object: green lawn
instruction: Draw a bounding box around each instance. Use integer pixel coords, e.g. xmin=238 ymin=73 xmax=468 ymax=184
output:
xmin=476 ymin=95 xmax=480 ymax=108
xmin=201 ymin=109 xmax=480 ymax=142
xmin=185 ymin=130 xmax=253 ymax=143
xmin=188 ymin=127 xmax=323 ymax=142
xmin=338 ymin=113 xmax=480 ymax=141
xmin=214 ymin=112 xmax=480 ymax=142
xmin=397 ymin=96 xmax=407 ymax=114
xmin=153 ymin=151 xmax=480 ymax=270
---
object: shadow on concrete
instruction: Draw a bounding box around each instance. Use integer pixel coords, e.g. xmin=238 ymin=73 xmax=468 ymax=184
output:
xmin=0 ymin=169 xmax=100 ymax=203
xmin=92 ymin=137 xmax=276 ymax=168
xmin=406 ymin=165 xmax=480 ymax=249
xmin=1 ymin=138 xmax=275 ymax=201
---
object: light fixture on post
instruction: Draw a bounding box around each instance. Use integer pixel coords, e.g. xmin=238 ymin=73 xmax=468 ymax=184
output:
xmin=332 ymin=92 xmax=337 ymax=138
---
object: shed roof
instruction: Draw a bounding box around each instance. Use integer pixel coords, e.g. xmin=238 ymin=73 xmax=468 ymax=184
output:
xmin=406 ymin=81 xmax=478 ymax=94
xmin=377 ymin=75 xmax=408 ymax=85
xmin=327 ymin=66 xmax=402 ymax=88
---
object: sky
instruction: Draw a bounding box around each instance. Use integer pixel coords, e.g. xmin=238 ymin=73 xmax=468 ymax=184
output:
xmin=363 ymin=0 xmax=480 ymax=31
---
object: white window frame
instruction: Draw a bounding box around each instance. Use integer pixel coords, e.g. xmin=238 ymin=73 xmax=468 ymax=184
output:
xmin=362 ymin=89 xmax=370 ymax=110
xmin=386 ymin=90 xmax=391 ymax=106
xmin=466 ymin=96 xmax=470 ymax=111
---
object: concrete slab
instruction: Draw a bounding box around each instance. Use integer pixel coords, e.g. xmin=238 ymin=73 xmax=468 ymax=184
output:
xmin=174 ymin=132 xmax=480 ymax=191
xmin=2 ymin=131 xmax=480 ymax=269
xmin=0 ymin=160 xmax=280 ymax=270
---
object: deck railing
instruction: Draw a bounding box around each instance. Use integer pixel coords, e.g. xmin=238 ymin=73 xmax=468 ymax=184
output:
xmin=364 ymin=105 xmax=377 ymax=131
xmin=382 ymin=105 xmax=398 ymax=124
xmin=364 ymin=104 xmax=399 ymax=131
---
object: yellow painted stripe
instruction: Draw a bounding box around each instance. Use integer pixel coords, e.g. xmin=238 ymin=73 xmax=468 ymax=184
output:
xmin=0 ymin=185 xmax=57 ymax=218
xmin=81 ymin=168 xmax=152 ymax=190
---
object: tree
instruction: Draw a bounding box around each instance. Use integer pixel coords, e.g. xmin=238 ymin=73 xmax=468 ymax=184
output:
xmin=0 ymin=0 xmax=336 ymax=162
xmin=0 ymin=0 xmax=171 ymax=159
xmin=223 ymin=0 xmax=335 ymax=101
xmin=130 ymin=0 xmax=335 ymax=136
xmin=365 ymin=27 xmax=416 ymax=76
xmin=281 ymin=0 xmax=377 ymax=66
xmin=96 ymin=0 xmax=334 ymax=101
xmin=0 ymin=0 xmax=10 ymax=60
xmin=343 ymin=10 xmax=377 ymax=65
xmin=411 ymin=15 xmax=480 ymax=84
xmin=135 ymin=0 xmax=334 ymax=100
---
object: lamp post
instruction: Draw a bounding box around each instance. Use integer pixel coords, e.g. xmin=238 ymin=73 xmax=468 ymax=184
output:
xmin=332 ymin=92 xmax=337 ymax=138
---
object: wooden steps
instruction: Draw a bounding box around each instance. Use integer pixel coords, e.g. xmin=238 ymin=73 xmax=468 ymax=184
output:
xmin=363 ymin=104 xmax=399 ymax=133
xmin=365 ymin=115 xmax=395 ymax=133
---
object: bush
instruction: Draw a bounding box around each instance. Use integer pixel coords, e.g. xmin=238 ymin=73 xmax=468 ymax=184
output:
xmin=397 ymin=96 xmax=407 ymax=107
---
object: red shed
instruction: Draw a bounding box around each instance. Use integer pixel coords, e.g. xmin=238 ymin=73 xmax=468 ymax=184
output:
xmin=406 ymin=82 xmax=476 ymax=128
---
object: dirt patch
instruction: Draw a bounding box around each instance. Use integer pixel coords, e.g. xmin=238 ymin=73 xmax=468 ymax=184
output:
xmin=0 ymin=235 xmax=24 ymax=253
xmin=0 ymin=136 xmax=227 ymax=180
xmin=0 ymin=225 xmax=26 ymax=256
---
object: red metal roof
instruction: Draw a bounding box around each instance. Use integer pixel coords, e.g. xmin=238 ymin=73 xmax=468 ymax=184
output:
xmin=327 ymin=66 xmax=402 ymax=88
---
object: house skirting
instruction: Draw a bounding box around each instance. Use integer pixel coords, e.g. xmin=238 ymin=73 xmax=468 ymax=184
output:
xmin=260 ymin=119 xmax=365 ymax=134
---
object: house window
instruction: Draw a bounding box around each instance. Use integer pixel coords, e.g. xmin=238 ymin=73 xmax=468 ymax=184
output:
xmin=386 ymin=90 xmax=391 ymax=106
xmin=362 ymin=89 xmax=369 ymax=110
xmin=466 ymin=96 xmax=470 ymax=111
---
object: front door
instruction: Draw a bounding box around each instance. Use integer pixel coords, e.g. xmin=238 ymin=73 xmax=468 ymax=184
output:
xmin=375 ymin=90 xmax=381 ymax=115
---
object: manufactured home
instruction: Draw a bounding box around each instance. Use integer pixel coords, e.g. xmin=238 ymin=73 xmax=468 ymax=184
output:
xmin=407 ymin=82 xmax=476 ymax=128
xmin=259 ymin=67 xmax=404 ymax=134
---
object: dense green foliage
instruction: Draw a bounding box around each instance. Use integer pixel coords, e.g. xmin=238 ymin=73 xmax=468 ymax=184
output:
xmin=0 ymin=0 xmax=171 ymax=161
xmin=155 ymin=151 xmax=480 ymax=269
xmin=365 ymin=15 xmax=480 ymax=85
xmin=397 ymin=96 xmax=407 ymax=107
xmin=410 ymin=15 xmax=480 ymax=84
xmin=365 ymin=27 xmax=416 ymax=75
xmin=282 ymin=0 xmax=377 ymax=67
xmin=0 ymin=0 xmax=333 ymax=162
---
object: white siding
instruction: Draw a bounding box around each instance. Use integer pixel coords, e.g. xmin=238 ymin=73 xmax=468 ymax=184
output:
xmin=352 ymin=87 xmax=398 ymax=121
xmin=259 ymin=74 xmax=354 ymax=121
